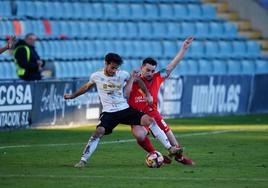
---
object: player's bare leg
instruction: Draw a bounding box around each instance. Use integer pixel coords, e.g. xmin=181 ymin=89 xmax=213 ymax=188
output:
xmin=140 ymin=115 xmax=182 ymax=155
xmin=74 ymin=126 xmax=105 ymax=168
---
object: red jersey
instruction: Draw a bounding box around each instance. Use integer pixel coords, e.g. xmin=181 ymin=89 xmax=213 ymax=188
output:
xmin=128 ymin=70 xmax=167 ymax=113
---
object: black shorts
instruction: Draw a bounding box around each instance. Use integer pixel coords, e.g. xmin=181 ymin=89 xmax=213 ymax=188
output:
xmin=97 ymin=107 xmax=145 ymax=135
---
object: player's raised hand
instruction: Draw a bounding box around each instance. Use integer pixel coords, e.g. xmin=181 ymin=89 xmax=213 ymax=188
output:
xmin=182 ymin=36 xmax=194 ymax=50
xmin=131 ymin=70 xmax=140 ymax=80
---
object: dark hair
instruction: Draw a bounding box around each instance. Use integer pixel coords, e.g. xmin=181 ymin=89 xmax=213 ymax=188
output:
xmin=25 ymin=33 xmax=36 ymax=39
xmin=142 ymin=57 xmax=157 ymax=67
xmin=105 ymin=53 xmax=123 ymax=66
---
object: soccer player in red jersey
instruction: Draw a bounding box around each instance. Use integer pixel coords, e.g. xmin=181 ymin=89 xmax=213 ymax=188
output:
xmin=127 ymin=37 xmax=195 ymax=165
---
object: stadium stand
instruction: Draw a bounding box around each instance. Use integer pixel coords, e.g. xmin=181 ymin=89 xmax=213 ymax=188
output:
xmin=0 ymin=0 xmax=268 ymax=80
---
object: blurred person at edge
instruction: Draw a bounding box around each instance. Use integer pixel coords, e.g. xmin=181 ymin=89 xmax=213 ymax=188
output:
xmin=0 ymin=36 xmax=15 ymax=54
xmin=13 ymin=33 xmax=45 ymax=81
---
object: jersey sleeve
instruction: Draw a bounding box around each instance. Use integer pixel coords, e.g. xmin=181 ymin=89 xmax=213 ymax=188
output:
xmin=121 ymin=70 xmax=131 ymax=81
xmin=88 ymin=72 xmax=97 ymax=84
xmin=159 ymin=68 xmax=169 ymax=79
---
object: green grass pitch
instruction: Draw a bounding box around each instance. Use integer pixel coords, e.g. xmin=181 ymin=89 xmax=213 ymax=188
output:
xmin=0 ymin=114 xmax=268 ymax=188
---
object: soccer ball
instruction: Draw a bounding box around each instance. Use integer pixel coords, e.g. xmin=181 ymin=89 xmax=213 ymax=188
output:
xmin=145 ymin=151 xmax=164 ymax=168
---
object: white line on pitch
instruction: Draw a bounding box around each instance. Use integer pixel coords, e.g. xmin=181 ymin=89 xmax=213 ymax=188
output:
xmin=0 ymin=129 xmax=245 ymax=150
xmin=0 ymin=174 xmax=268 ymax=182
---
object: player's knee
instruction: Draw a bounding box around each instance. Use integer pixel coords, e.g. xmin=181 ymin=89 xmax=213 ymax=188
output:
xmin=94 ymin=127 xmax=105 ymax=138
xmin=140 ymin=114 xmax=154 ymax=126
xmin=132 ymin=126 xmax=147 ymax=141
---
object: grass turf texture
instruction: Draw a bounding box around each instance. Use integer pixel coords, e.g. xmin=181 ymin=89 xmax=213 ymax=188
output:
xmin=0 ymin=114 xmax=268 ymax=188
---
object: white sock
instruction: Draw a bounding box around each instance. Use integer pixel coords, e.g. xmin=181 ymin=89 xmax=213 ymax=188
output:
xmin=149 ymin=121 xmax=172 ymax=150
xmin=81 ymin=136 xmax=100 ymax=162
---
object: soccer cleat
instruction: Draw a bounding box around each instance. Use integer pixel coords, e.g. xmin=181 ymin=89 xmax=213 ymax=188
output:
xmin=175 ymin=154 xmax=195 ymax=166
xmin=74 ymin=160 xmax=87 ymax=168
xmin=163 ymin=155 xmax=172 ymax=164
xmin=168 ymin=146 xmax=184 ymax=156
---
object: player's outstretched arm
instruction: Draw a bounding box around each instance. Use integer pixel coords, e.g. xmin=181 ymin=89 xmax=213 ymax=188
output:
xmin=165 ymin=36 xmax=193 ymax=75
xmin=64 ymin=82 xmax=94 ymax=99
xmin=135 ymin=77 xmax=153 ymax=104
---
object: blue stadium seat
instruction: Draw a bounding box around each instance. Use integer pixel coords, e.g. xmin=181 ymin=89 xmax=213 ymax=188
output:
xmin=246 ymin=40 xmax=261 ymax=57
xmin=205 ymin=41 xmax=219 ymax=58
xmin=126 ymin=22 xmax=139 ymax=39
xmin=190 ymin=41 xmax=205 ymax=58
xmin=131 ymin=4 xmax=145 ymax=20
xmin=241 ymin=60 xmax=256 ymax=74
xmin=187 ymin=4 xmax=202 ymax=20
xmin=92 ymin=3 xmax=104 ymax=20
xmin=85 ymin=41 xmax=96 ymax=58
xmin=187 ymin=60 xmax=199 ymax=75
xmin=103 ymin=3 xmax=118 ymax=20
xmin=117 ymin=4 xmax=131 ymax=20
xmin=198 ymin=59 xmax=213 ymax=75
xmin=50 ymin=21 xmax=60 ymax=36
xmin=209 ymin=22 xmax=224 ymax=38
xmin=181 ymin=22 xmax=196 ymax=37
xmin=117 ymin=22 xmax=129 ymax=39
xmin=218 ymin=41 xmax=233 ymax=57
xmin=124 ymin=40 xmax=135 ymax=58
xmin=159 ymin=4 xmax=174 ymax=20
xmin=138 ymin=22 xmax=153 ymax=39
xmin=255 ymin=60 xmax=268 ymax=74
xmin=54 ymin=62 xmax=64 ymax=78
xmin=132 ymin=40 xmax=143 ymax=58
xmin=98 ymin=22 xmax=109 ymax=38
xmin=107 ymin=22 xmax=118 ymax=39
xmin=0 ymin=1 xmax=12 ymax=17
xmin=16 ymin=1 xmax=27 ymax=17
xmin=152 ymin=22 xmax=167 ymax=39
xmin=129 ymin=59 xmax=140 ymax=71
xmin=195 ymin=22 xmax=209 ymax=38
xmin=166 ymin=23 xmax=181 ymax=39
xmin=232 ymin=41 xmax=247 ymax=57
xmin=223 ymin=22 xmax=238 ymax=38
xmin=83 ymin=3 xmax=94 ymax=19
xmin=120 ymin=61 xmax=133 ymax=72
xmin=143 ymin=41 xmax=154 ymax=57
xmin=144 ymin=4 xmax=159 ymax=20
xmin=88 ymin=21 xmax=100 ymax=38
xmin=0 ymin=21 xmax=14 ymax=36
xmin=53 ymin=2 xmax=64 ymax=19
xmin=174 ymin=60 xmax=188 ymax=75
xmin=72 ymin=3 xmax=83 ymax=19
xmin=212 ymin=60 xmax=227 ymax=75
xmin=114 ymin=40 xmax=125 ymax=56
xmin=173 ymin=4 xmax=188 ymax=20
xmin=163 ymin=41 xmax=177 ymax=58
xmin=202 ymin=4 xmax=217 ymax=20
xmin=151 ymin=41 xmax=163 ymax=57
xmin=227 ymin=60 xmax=242 ymax=75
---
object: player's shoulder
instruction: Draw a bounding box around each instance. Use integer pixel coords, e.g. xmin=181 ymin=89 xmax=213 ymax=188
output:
xmin=92 ymin=69 xmax=104 ymax=76
xmin=117 ymin=70 xmax=130 ymax=78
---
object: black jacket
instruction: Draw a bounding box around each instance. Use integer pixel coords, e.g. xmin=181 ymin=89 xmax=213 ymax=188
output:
xmin=14 ymin=40 xmax=42 ymax=81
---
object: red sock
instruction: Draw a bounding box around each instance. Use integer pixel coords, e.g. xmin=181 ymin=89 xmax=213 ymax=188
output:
xmin=137 ymin=136 xmax=156 ymax=153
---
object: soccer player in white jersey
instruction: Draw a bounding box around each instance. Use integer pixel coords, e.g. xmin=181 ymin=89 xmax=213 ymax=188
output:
xmin=64 ymin=53 xmax=180 ymax=168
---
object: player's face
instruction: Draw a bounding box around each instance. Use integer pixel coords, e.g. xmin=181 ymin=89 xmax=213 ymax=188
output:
xmin=105 ymin=62 xmax=119 ymax=76
xmin=141 ymin=63 xmax=156 ymax=81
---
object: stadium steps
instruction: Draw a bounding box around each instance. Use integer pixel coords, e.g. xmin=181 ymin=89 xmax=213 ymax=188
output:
xmin=205 ymin=0 xmax=267 ymax=49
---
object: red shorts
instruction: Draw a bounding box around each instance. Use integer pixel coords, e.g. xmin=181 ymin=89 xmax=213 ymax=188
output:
xmin=146 ymin=110 xmax=170 ymax=133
